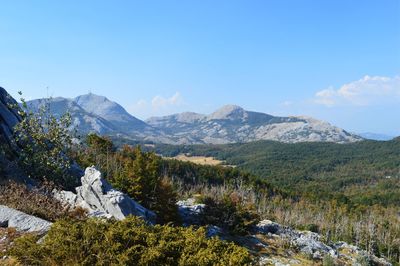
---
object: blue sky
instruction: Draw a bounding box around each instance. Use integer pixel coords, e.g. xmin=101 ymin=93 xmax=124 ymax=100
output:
xmin=1 ymin=1 xmax=399 ymax=135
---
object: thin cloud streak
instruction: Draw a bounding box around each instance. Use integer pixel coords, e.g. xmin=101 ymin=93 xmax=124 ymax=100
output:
xmin=313 ymin=75 xmax=400 ymax=107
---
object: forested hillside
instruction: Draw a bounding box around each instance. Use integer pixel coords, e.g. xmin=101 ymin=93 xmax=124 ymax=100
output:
xmin=152 ymin=139 xmax=400 ymax=207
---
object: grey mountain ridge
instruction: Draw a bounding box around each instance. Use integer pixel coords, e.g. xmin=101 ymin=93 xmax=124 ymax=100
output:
xmin=27 ymin=94 xmax=363 ymax=144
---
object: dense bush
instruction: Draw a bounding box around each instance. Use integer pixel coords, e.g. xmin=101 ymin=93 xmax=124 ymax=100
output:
xmin=9 ymin=216 xmax=252 ymax=266
xmin=202 ymin=193 xmax=259 ymax=235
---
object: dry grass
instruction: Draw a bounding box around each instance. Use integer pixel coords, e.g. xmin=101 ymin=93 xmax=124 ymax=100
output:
xmin=0 ymin=182 xmax=87 ymax=222
xmin=170 ymin=154 xmax=225 ymax=166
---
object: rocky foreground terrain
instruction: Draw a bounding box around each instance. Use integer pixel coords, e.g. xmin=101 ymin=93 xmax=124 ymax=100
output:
xmin=27 ymin=93 xmax=363 ymax=144
xmin=177 ymin=199 xmax=391 ymax=266
xmin=0 ymin=87 xmax=391 ymax=265
xmin=1 ymin=183 xmax=392 ymax=265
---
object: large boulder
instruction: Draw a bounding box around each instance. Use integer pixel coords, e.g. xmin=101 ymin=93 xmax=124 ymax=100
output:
xmin=0 ymin=205 xmax=52 ymax=233
xmin=55 ymin=167 xmax=156 ymax=224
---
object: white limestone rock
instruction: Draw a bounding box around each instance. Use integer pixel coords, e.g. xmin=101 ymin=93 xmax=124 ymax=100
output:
xmin=0 ymin=205 xmax=52 ymax=233
xmin=55 ymin=167 xmax=156 ymax=224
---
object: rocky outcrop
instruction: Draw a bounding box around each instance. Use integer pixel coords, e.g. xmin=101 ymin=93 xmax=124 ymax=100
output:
xmin=55 ymin=167 xmax=156 ymax=224
xmin=0 ymin=205 xmax=52 ymax=233
xmin=255 ymin=220 xmax=391 ymax=265
xmin=0 ymin=87 xmax=21 ymax=148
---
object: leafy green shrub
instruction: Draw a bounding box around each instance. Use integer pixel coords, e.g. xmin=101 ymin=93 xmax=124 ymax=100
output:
xmin=322 ymin=254 xmax=335 ymax=266
xmin=202 ymin=192 xmax=259 ymax=235
xmin=12 ymin=94 xmax=77 ymax=189
xmin=0 ymin=182 xmax=86 ymax=222
xmin=9 ymin=216 xmax=252 ymax=266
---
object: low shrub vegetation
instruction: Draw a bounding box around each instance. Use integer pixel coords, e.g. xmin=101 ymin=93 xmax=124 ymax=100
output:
xmin=9 ymin=216 xmax=253 ymax=266
xmin=0 ymin=182 xmax=86 ymax=222
xmin=202 ymin=193 xmax=259 ymax=235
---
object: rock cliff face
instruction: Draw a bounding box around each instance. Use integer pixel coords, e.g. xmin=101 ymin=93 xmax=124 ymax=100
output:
xmin=0 ymin=88 xmax=30 ymax=184
xmin=0 ymin=87 xmax=21 ymax=154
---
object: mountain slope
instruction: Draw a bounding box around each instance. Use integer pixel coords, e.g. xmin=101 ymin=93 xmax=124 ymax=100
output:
xmin=147 ymin=105 xmax=362 ymax=144
xmin=74 ymin=93 xmax=149 ymax=132
xmin=26 ymin=95 xmax=175 ymax=143
xmin=28 ymin=94 xmax=362 ymax=144
xmin=27 ymin=97 xmax=118 ymax=136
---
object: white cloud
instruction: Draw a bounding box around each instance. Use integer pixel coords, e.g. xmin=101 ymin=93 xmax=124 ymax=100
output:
xmin=314 ymin=75 xmax=400 ymax=107
xmin=128 ymin=92 xmax=185 ymax=118
xmin=151 ymin=92 xmax=183 ymax=109
xmin=281 ymin=100 xmax=293 ymax=107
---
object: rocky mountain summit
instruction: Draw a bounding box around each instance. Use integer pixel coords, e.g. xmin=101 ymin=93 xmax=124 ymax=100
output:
xmin=28 ymin=92 xmax=363 ymax=144
xmin=147 ymin=105 xmax=363 ymax=144
xmin=26 ymin=93 xmax=174 ymax=143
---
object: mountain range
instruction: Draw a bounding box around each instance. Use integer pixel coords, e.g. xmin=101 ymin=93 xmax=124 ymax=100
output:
xmin=27 ymin=93 xmax=363 ymax=144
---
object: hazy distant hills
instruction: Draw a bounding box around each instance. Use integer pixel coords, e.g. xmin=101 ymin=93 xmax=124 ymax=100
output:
xmin=28 ymin=94 xmax=363 ymax=144
xmin=357 ymin=132 xmax=394 ymax=141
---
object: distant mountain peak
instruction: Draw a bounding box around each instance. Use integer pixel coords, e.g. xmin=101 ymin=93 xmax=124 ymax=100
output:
xmin=208 ymin=104 xmax=246 ymax=120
